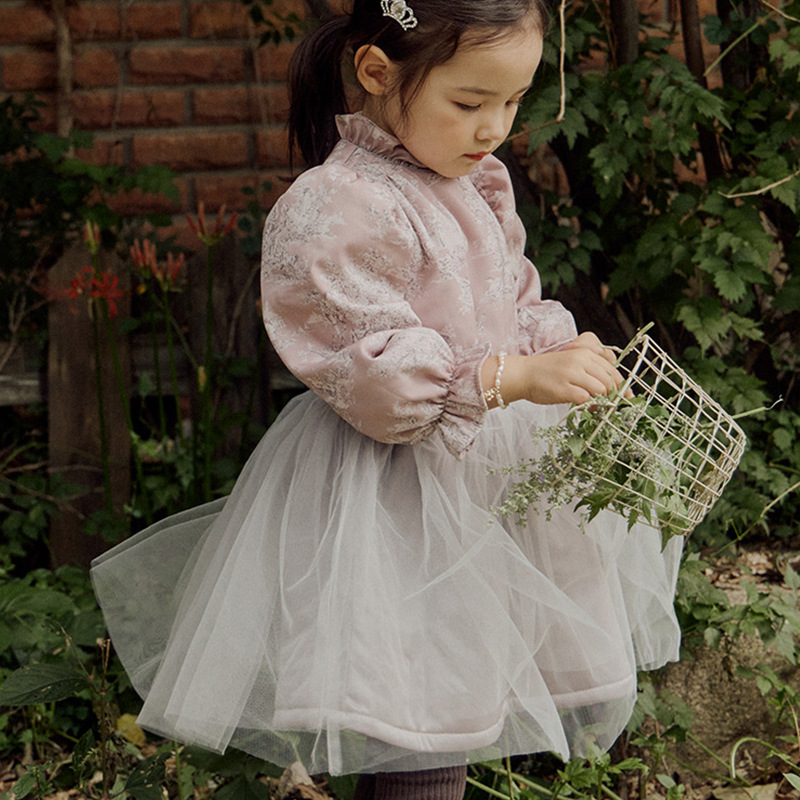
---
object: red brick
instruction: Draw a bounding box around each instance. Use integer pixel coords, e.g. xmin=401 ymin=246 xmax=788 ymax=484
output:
xmin=0 ymin=6 xmax=54 ymax=45
xmin=131 ymin=131 xmax=250 ymax=170
xmin=153 ymin=219 xmax=206 ymax=251
xmin=254 ymin=42 xmax=296 ymax=82
xmin=256 ymin=171 xmax=292 ymax=206
xmin=641 ymin=0 xmax=667 ymax=25
xmin=253 ymin=84 xmax=291 ymax=123
xmin=189 ymin=1 xmax=250 ymax=38
xmin=192 ymin=86 xmax=251 ymax=124
xmin=193 ymin=171 xmax=261 ymax=211
xmin=256 ymin=126 xmax=293 ymax=168
xmin=8 ymin=49 xmax=121 ymax=97
xmin=265 ymin=0 xmax=305 ymax=19
xmin=192 ymin=85 xmax=287 ymax=124
xmin=189 ymin=0 xmax=304 ymax=38
xmin=74 ymin=48 xmax=120 ymax=87
xmin=108 ymin=177 xmax=189 ymax=215
xmin=193 ymin=171 xmax=291 ymax=217
xmin=128 ymin=45 xmax=246 ymax=84
xmin=124 ymin=2 xmax=182 ymax=39
xmin=74 ymin=136 xmax=126 ymax=166
xmin=68 ymin=5 xmax=121 ymax=41
xmin=17 ymin=91 xmax=57 ymax=130
xmin=73 ymin=89 xmax=186 ymax=128
xmin=3 ymin=50 xmax=57 ymax=90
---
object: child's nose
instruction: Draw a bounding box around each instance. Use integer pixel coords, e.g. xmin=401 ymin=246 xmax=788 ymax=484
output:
xmin=477 ymin=112 xmax=507 ymax=144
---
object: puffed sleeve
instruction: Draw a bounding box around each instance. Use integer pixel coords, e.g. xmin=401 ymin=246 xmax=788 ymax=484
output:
xmin=472 ymin=158 xmax=578 ymax=353
xmin=261 ymin=166 xmax=488 ymax=458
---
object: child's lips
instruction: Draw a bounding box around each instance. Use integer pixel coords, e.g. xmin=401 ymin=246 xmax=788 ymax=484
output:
xmin=465 ymin=151 xmax=490 ymax=161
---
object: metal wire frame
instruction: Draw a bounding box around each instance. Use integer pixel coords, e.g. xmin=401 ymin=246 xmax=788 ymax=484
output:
xmin=558 ymin=334 xmax=747 ymax=535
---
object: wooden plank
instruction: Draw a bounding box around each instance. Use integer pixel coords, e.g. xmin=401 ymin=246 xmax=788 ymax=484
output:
xmin=0 ymin=342 xmax=44 ymax=406
xmin=0 ymin=374 xmax=42 ymax=406
xmin=47 ymin=245 xmax=131 ymax=568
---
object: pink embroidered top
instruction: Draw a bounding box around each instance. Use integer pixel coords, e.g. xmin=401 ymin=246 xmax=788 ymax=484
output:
xmin=261 ymin=113 xmax=577 ymax=458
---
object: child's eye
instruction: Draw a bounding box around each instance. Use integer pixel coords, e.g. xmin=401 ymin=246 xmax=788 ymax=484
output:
xmin=455 ymin=102 xmax=481 ymax=112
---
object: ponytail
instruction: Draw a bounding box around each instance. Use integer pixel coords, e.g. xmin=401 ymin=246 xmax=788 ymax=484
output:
xmin=288 ymin=15 xmax=352 ymax=168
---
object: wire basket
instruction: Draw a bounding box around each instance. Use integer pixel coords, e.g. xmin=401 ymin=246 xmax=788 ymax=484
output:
xmin=497 ymin=330 xmax=748 ymax=543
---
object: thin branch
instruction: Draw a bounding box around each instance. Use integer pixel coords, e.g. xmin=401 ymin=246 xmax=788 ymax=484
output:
xmin=704 ymin=16 xmax=766 ymax=76
xmin=759 ymin=0 xmax=800 ymax=23
xmin=703 ymin=0 xmax=798 ymax=78
xmin=555 ymin=0 xmax=567 ymax=123
xmin=507 ymin=0 xmax=567 ymax=143
xmin=760 ymin=478 xmax=800 ymax=520
xmin=719 ymin=166 xmax=800 ymax=199
xmin=51 ymin=0 xmax=74 ymax=137
xmin=0 ymin=243 xmax=53 ymax=374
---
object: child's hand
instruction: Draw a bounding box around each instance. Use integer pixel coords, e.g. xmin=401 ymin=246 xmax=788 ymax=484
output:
xmin=482 ymin=333 xmax=627 ymax=408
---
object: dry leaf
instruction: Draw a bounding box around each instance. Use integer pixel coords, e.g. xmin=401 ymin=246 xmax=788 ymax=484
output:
xmin=115 ymin=713 xmax=146 ymax=746
xmin=712 ymin=783 xmax=778 ymax=800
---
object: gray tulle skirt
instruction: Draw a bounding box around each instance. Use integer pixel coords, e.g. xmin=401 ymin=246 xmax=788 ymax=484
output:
xmin=91 ymin=391 xmax=682 ymax=776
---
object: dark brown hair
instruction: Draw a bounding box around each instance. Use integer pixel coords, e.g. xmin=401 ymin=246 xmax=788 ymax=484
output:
xmin=288 ymin=0 xmax=549 ymax=168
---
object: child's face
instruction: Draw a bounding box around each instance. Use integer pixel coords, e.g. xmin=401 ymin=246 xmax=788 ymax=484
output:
xmin=368 ymin=25 xmax=543 ymax=178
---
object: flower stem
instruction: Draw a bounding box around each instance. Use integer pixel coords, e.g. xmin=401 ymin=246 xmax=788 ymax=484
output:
xmin=101 ymin=302 xmax=153 ymax=525
xmin=151 ymin=310 xmax=168 ymax=441
xmin=164 ymin=298 xmax=185 ymax=443
xmin=201 ymin=245 xmax=215 ymax=502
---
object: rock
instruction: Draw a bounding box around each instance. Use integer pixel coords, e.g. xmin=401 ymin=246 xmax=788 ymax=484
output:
xmin=658 ymin=633 xmax=796 ymax=785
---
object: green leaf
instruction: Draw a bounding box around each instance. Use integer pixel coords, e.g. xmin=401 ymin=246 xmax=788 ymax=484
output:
xmin=11 ymin=772 xmax=38 ymax=800
xmin=213 ymin=774 xmax=272 ymax=800
xmin=784 ymin=773 xmax=800 ymax=791
xmin=125 ymin=753 xmax=168 ymax=800
xmin=713 ymin=270 xmax=747 ymax=301
xmin=784 ymin=565 xmax=800 ymax=591
xmin=0 ymin=663 xmax=88 ymax=705
xmin=34 ymin=133 xmax=71 ymax=161
xmin=773 ymin=428 xmax=794 ymax=452
xmin=71 ymin=729 xmax=96 ymax=783
xmin=130 ymin=164 xmax=179 ymax=202
xmin=0 ymin=584 xmax=75 ymax=616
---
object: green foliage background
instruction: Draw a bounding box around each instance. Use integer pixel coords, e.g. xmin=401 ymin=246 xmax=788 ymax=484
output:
xmin=516 ymin=0 xmax=800 ymax=545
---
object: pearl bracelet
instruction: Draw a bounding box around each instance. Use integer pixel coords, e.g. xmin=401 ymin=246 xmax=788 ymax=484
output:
xmin=484 ymin=352 xmax=507 ymax=409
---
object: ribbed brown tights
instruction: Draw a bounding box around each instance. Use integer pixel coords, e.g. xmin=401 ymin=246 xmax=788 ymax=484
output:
xmin=352 ymin=766 xmax=467 ymax=800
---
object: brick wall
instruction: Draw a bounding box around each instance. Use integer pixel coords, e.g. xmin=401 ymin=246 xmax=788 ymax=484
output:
xmin=0 ymin=0 xmax=723 ymax=247
xmin=0 ymin=0 xmax=302 ymax=246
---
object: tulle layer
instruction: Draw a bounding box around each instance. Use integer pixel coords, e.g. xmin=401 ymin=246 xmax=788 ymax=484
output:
xmin=91 ymin=392 xmax=682 ymax=775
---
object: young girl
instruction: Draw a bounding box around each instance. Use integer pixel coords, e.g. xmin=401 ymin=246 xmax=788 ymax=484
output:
xmin=92 ymin=0 xmax=684 ymax=797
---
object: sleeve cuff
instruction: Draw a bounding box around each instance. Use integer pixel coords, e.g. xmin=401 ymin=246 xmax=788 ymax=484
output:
xmin=439 ymin=343 xmax=492 ymax=459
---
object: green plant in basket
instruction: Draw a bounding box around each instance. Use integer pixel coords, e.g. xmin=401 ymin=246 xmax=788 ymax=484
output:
xmin=494 ymin=327 xmax=748 ymax=547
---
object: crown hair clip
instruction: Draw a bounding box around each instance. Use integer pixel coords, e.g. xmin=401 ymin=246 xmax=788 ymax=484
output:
xmin=381 ymin=0 xmax=418 ymax=30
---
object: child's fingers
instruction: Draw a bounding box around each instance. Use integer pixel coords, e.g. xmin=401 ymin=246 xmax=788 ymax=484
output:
xmin=564 ymin=331 xmax=603 ymax=352
xmin=520 ymin=347 xmax=630 ymax=405
xmin=586 ymin=362 xmax=622 ymax=396
xmin=565 ymin=333 xmax=617 ymax=366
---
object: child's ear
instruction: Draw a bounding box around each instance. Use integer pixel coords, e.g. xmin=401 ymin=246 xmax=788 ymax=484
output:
xmin=355 ymin=45 xmax=395 ymax=96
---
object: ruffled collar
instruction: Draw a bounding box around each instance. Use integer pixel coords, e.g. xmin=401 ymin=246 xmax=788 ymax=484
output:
xmin=335 ymin=113 xmax=430 ymax=171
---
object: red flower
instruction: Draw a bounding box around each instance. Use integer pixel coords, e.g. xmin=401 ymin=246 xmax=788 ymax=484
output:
xmin=130 ymin=239 xmax=158 ymax=274
xmin=131 ymin=239 xmax=186 ymax=291
xmin=158 ymin=252 xmax=186 ymax=289
xmin=186 ymin=202 xmax=238 ymax=246
xmin=89 ymin=271 xmax=124 ymax=318
xmin=48 ymin=266 xmax=124 ymax=317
